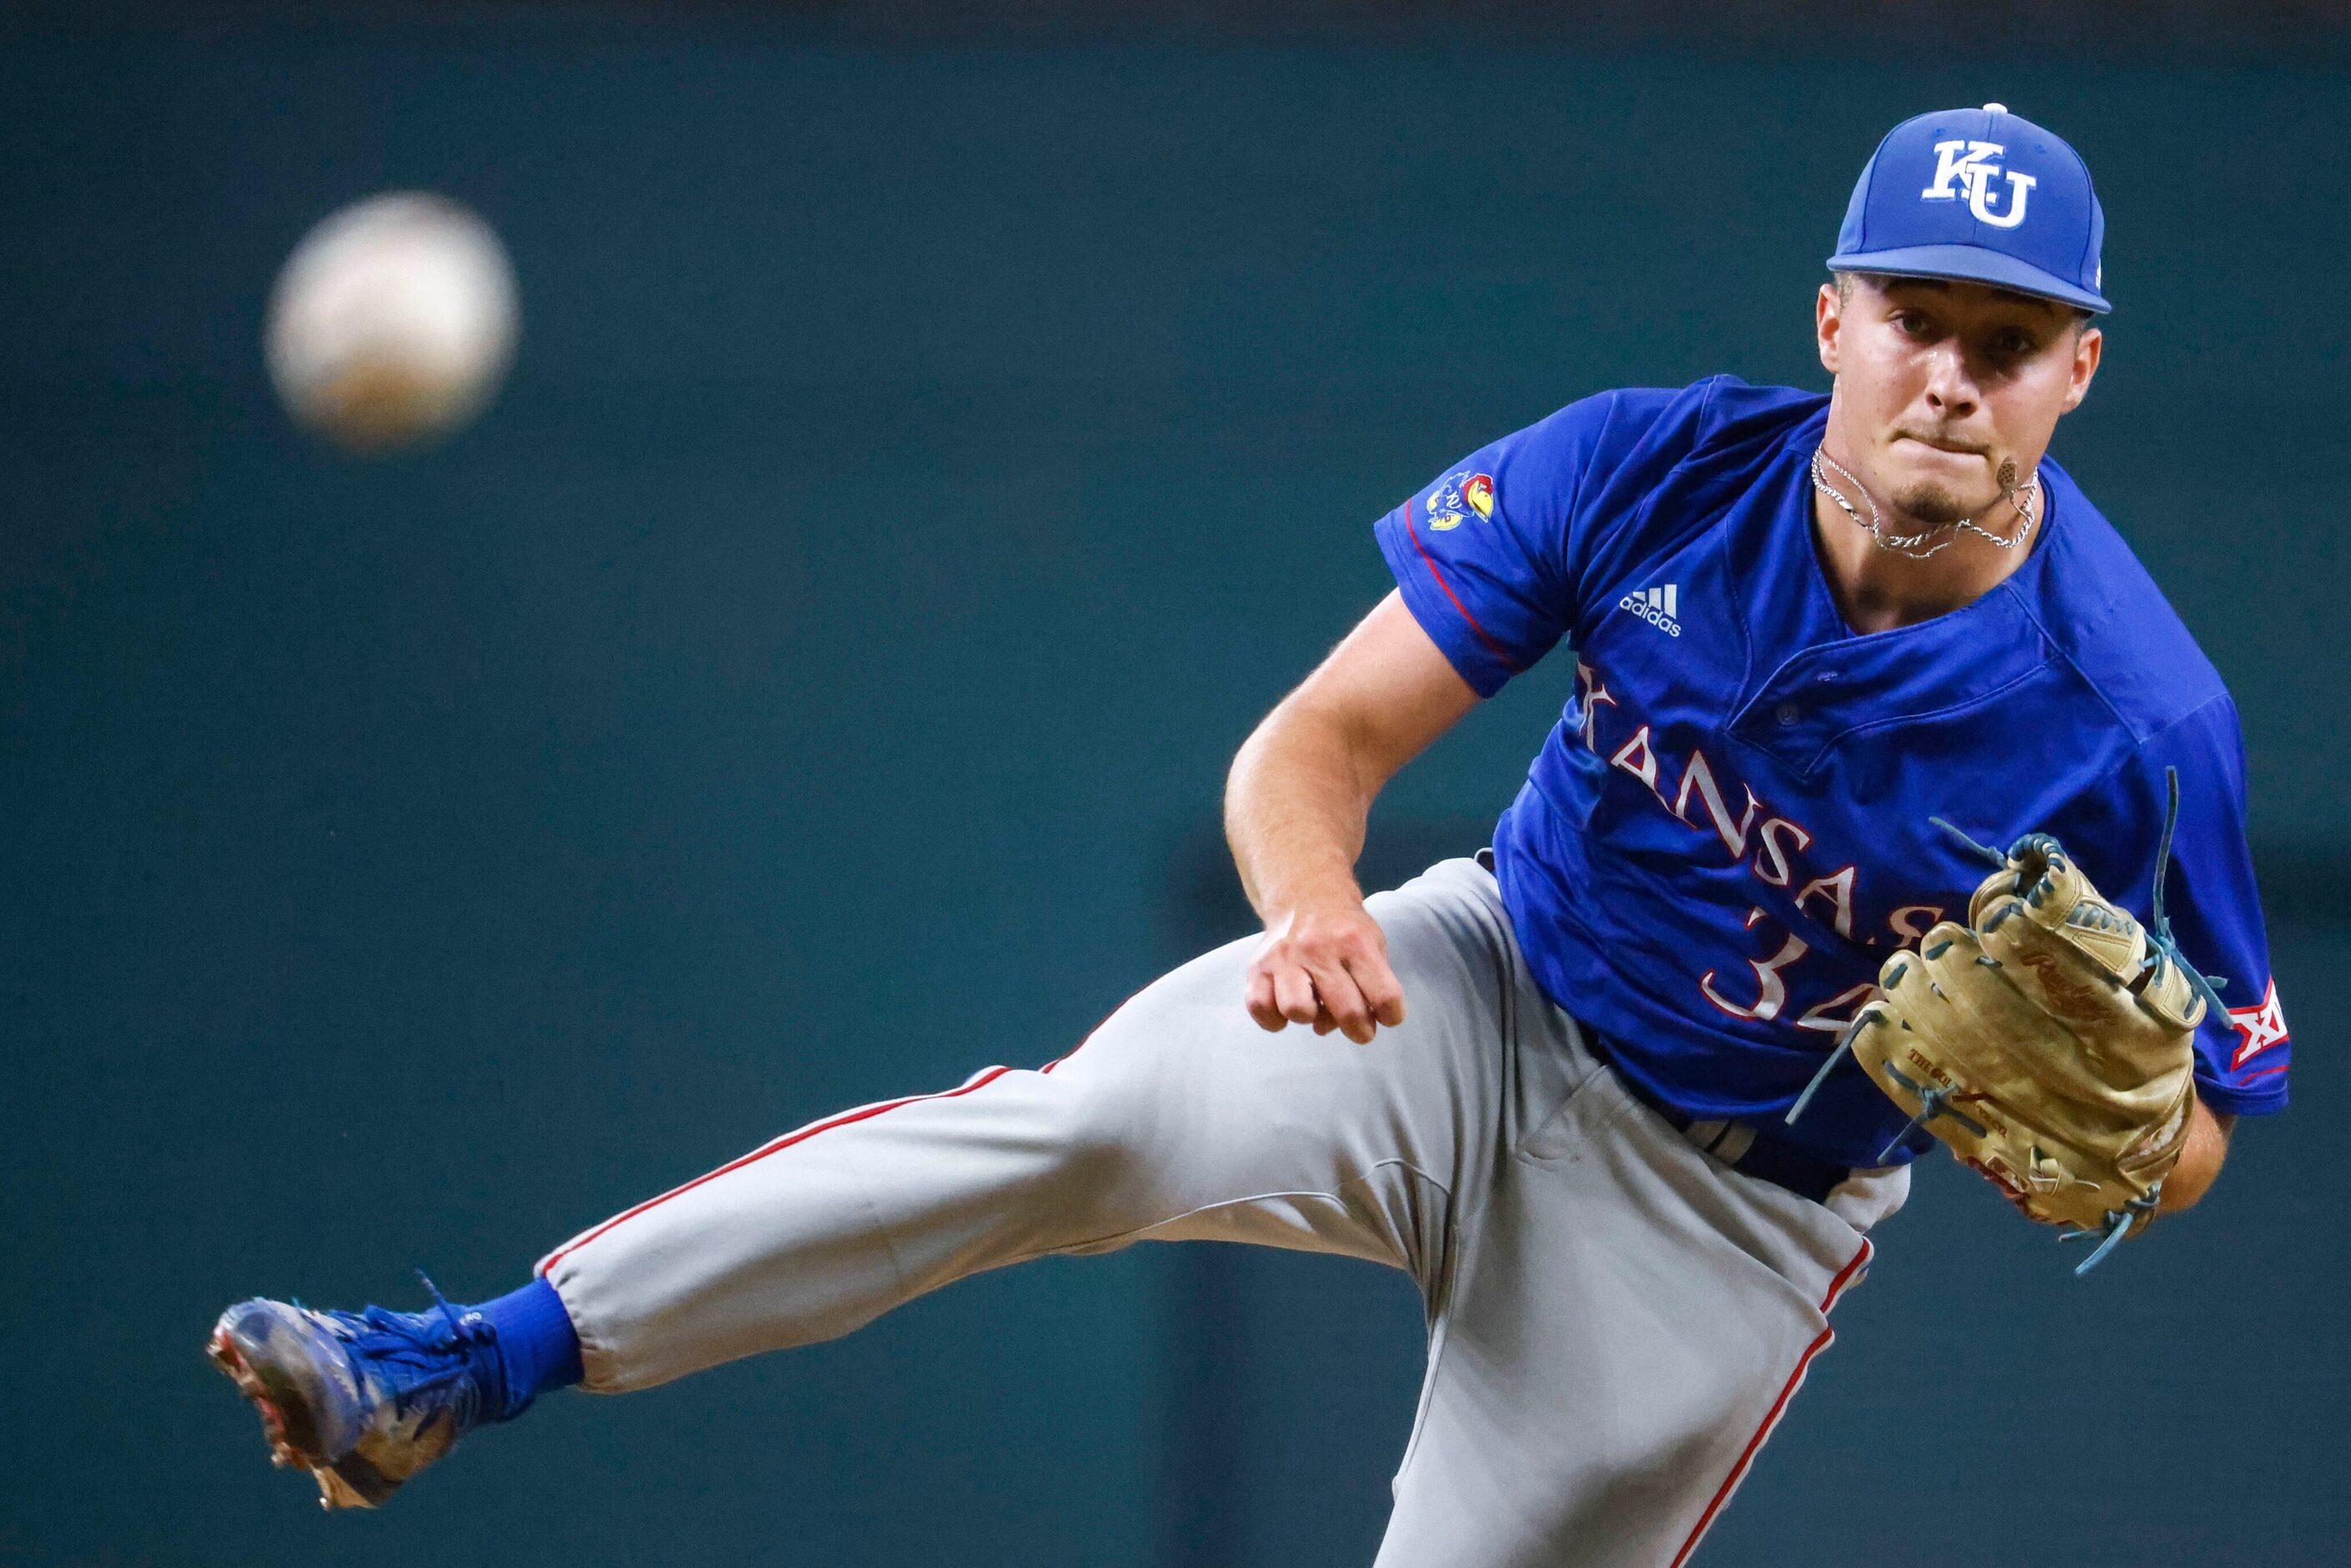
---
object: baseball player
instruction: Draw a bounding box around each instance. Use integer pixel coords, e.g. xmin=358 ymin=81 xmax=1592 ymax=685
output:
xmin=210 ymin=106 xmax=2290 ymax=1565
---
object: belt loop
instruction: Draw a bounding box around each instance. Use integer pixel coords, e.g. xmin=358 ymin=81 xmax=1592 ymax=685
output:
xmin=1682 ymin=1120 xmax=1757 ymax=1164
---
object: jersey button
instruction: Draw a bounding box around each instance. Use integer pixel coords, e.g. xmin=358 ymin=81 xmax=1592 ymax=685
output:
xmin=1775 ymin=701 xmax=1800 ymax=726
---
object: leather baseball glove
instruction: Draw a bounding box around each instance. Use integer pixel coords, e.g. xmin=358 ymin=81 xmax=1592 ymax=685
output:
xmin=1791 ymin=770 xmax=2227 ymax=1274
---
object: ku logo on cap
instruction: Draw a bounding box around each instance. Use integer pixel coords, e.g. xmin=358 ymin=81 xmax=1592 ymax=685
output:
xmin=1920 ymin=139 xmax=2037 ymax=230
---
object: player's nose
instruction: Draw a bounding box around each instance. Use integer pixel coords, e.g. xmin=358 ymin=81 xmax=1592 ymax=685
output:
xmin=1921 ymin=345 xmax=1980 ymax=417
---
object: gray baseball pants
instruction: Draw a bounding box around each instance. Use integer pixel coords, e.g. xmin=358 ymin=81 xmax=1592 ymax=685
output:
xmin=539 ymin=857 xmax=1904 ymax=1567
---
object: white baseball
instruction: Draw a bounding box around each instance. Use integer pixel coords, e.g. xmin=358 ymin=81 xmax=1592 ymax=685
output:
xmin=265 ymin=192 xmax=519 ymax=453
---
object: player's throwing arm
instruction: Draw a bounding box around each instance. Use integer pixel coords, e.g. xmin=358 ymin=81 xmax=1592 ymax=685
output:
xmin=1230 ymin=594 xmax=1481 ymax=1044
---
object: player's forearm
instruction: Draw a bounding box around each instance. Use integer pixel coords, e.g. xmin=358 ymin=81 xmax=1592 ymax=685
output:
xmin=1226 ymin=692 xmax=1381 ymax=923
xmin=2157 ymin=1100 xmax=2233 ymax=1212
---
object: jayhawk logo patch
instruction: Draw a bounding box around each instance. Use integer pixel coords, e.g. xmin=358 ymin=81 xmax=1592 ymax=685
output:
xmin=1427 ymin=471 xmax=1496 ymax=532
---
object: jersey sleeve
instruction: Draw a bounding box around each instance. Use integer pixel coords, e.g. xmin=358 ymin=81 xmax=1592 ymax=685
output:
xmin=2048 ymin=697 xmax=2289 ymax=1115
xmin=1372 ymin=387 xmax=1683 ymax=697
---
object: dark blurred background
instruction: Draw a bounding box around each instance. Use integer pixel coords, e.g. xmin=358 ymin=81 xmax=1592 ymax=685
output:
xmin=5 ymin=5 xmax=2346 ymax=1565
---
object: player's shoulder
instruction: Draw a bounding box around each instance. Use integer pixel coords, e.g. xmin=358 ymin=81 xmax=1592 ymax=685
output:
xmin=1501 ymin=374 xmax=1823 ymax=509
xmin=2021 ymin=460 xmax=2233 ymax=744
xmin=1518 ymin=374 xmax=1819 ymax=460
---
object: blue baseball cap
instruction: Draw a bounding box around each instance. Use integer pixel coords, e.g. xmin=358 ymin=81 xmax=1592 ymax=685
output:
xmin=1828 ymin=104 xmax=2109 ymax=314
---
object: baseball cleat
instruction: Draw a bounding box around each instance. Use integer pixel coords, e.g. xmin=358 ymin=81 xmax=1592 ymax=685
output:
xmin=207 ymin=1282 xmax=508 ymax=1510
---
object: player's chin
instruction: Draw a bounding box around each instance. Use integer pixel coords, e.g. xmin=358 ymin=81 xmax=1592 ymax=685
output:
xmin=1888 ymin=480 xmax=1984 ymax=528
xmin=1884 ymin=447 xmax=1993 ymax=517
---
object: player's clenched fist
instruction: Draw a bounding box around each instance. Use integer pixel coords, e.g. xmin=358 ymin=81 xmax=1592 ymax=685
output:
xmin=1243 ymin=899 xmax=1408 ymax=1044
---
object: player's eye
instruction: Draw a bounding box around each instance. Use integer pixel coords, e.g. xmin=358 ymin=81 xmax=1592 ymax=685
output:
xmin=1988 ymin=327 xmax=2039 ymax=361
xmin=1893 ymin=310 xmax=1934 ymax=338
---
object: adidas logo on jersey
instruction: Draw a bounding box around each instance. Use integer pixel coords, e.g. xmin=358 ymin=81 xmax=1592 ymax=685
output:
xmin=1619 ymin=584 xmax=1682 ymax=637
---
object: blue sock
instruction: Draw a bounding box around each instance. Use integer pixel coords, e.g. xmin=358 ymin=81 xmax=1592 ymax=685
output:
xmin=471 ymin=1277 xmax=584 ymax=1419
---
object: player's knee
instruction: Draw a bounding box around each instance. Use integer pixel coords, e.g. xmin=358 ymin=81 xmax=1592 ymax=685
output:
xmin=1029 ymin=1022 xmax=1181 ymax=1195
xmin=1039 ymin=1069 xmax=1149 ymax=1182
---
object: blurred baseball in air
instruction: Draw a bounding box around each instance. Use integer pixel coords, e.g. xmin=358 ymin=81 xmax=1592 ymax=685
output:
xmin=265 ymin=192 xmax=518 ymax=453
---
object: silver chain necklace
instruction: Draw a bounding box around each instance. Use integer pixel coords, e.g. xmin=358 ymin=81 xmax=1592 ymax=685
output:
xmin=1809 ymin=446 xmax=2040 ymax=560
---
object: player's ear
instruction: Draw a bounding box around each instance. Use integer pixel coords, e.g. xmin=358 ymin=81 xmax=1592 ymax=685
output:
xmin=1817 ymin=282 xmax=1844 ymax=376
xmin=2060 ymin=325 xmax=2103 ymax=413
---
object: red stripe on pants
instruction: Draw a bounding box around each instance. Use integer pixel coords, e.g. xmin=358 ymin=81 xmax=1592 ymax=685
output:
xmin=535 ymin=1065 xmax=1016 ymax=1275
xmin=1668 ymin=1237 xmax=1873 ymax=1567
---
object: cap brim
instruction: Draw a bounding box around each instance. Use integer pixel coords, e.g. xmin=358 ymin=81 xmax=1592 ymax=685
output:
xmin=1827 ymin=243 xmax=2110 ymax=314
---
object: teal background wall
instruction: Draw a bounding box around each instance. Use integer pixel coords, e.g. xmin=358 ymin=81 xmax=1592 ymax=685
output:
xmin=4 ymin=20 xmax=2345 ymax=1566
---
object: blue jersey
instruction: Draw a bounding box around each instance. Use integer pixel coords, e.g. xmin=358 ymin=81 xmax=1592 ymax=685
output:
xmin=1376 ymin=377 xmax=2290 ymax=1170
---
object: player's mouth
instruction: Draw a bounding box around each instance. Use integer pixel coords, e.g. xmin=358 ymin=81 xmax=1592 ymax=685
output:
xmin=1893 ymin=432 xmax=1987 ymax=458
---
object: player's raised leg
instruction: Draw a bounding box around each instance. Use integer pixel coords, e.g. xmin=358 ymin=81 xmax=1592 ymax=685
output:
xmin=210 ymin=856 xmax=1550 ymax=1510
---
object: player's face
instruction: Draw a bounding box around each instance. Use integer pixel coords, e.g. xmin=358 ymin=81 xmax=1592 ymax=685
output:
xmin=1816 ymin=275 xmax=2101 ymax=526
